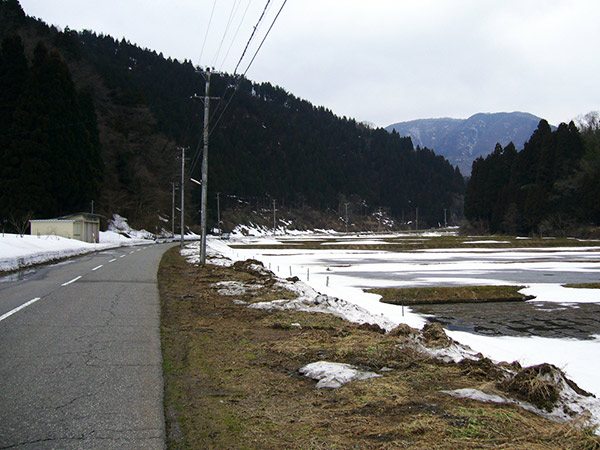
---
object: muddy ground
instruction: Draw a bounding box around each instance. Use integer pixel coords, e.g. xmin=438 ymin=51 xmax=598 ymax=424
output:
xmin=158 ymin=247 xmax=599 ymax=449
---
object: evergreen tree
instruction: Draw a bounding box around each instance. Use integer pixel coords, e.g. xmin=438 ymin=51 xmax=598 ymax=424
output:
xmin=0 ymin=0 xmax=26 ymax=32
xmin=1 ymin=41 xmax=103 ymax=222
xmin=465 ymin=118 xmax=597 ymax=235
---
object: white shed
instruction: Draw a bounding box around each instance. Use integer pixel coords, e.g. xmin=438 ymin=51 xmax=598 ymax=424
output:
xmin=30 ymin=213 xmax=103 ymax=243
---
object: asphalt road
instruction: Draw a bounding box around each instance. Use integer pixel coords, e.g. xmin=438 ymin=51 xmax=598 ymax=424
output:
xmin=0 ymin=243 xmax=175 ymax=449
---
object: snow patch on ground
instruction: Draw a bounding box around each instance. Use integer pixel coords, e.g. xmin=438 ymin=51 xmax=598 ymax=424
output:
xmin=299 ymin=361 xmax=381 ymax=388
xmin=107 ymin=214 xmax=155 ymax=240
xmin=213 ymin=281 xmax=261 ymax=296
xmin=249 ymin=277 xmax=397 ymax=331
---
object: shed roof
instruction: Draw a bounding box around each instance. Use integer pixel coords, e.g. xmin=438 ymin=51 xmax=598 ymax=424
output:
xmin=58 ymin=212 xmax=105 ymax=220
xmin=30 ymin=213 xmax=105 ymax=223
xmin=30 ymin=219 xmax=76 ymax=223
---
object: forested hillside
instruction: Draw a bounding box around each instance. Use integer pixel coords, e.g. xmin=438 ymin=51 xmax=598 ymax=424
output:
xmin=0 ymin=0 xmax=464 ymax=232
xmin=464 ymin=115 xmax=600 ymax=236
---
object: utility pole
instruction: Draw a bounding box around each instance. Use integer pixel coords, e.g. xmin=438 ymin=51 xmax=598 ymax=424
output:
xmin=345 ymin=202 xmax=349 ymax=233
xmin=199 ymin=71 xmax=210 ymax=263
xmin=199 ymin=70 xmax=219 ymax=263
xmin=180 ymin=147 xmax=185 ymax=247
xmin=415 ymin=207 xmax=419 ymax=231
xmin=216 ymin=192 xmax=221 ymax=237
xmin=171 ymin=182 xmax=178 ymax=238
xmin=272 ymin=199 xmax=277 ymax=234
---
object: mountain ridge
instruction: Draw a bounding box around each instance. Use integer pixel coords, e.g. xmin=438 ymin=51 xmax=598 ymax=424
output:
xmin=386 ymin=112 xmax=547 ymax=175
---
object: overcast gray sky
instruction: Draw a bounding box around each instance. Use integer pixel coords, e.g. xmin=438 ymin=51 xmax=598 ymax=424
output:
xmin=18 ymin=0 xmax=600 ymax=127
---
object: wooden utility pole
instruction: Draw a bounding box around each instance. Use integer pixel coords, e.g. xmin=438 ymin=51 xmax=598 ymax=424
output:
xmin=199 ymin=71 xmax=210 ymax=263
xmin=415 ymin=207 xmax=419 ymax=231
xmin=216 ymin=192 xmax=221 ymax=237
xmin=171 ymin=182 xmax=177 ymax=238
xmin=272 ymin=199 xmax=277 ymax=234
xmin=180 ymin=147 xmax=185 ymax=247
xmin=200 ymin=70 xmax=219 ymax=263
xmin=345 ymin=202 xmax=349 ymax=233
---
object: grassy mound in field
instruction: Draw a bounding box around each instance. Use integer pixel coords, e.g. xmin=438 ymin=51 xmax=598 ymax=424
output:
xmin=563 ymin=283 xmax=600 ymax=289
xmin=371 ymin=285 xmax=534 ymax=306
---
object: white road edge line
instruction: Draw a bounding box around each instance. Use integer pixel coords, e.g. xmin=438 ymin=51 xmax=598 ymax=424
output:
xmin=92 ymin=265 xmax=103 ymax=271
xmin=62 ymin=276 xmax=82 ymax=286
xmin=0 ymin=298 xmax=41 ymax=323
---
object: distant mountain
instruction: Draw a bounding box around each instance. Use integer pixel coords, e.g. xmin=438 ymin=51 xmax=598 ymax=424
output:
xmin=386 ymin=112 xmax=547 ymax=175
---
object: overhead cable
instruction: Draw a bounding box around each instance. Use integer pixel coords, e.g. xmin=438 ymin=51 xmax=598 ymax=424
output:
xmin=209 ymin=0 xmax=288 ymax=135
xmin=218 ymin=0 xmax=253 ymax=71
xmin=242 ymin=0 xmax=287 ymax=76
xmin=212 ymin=0 xmax=241 ymax=67
xmin=233 ymin=0 xmax=271 ymax=75
xmin=198 ymin=0 xmax=218 ymax=67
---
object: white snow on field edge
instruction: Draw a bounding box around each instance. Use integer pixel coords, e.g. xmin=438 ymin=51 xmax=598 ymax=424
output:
xmin=299 ymin=361 xmax=381 ymax=388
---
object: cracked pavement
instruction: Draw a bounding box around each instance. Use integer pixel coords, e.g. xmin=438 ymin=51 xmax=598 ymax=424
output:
xmin=0 ymin=244 xmax=174 ymax=449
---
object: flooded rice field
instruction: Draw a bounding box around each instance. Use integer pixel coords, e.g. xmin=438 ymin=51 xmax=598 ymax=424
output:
xmin=412 ymin=300 xmax=600 ymax=340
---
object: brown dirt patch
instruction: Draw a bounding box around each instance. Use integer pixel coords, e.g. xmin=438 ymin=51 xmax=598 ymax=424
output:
xmin=159 ymin=247 xmax=600 ymax=449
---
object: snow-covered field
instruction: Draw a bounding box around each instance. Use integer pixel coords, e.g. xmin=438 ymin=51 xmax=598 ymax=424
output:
xmin=199 ymin=231 xmax=600 ymax=429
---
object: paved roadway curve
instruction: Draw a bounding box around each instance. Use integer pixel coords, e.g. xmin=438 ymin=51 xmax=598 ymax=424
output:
xmin=0 ymin=243 xmax=174 ymax=449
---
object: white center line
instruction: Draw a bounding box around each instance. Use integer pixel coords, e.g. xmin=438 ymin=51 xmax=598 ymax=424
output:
xmin=62 ymin=276 xmax=82 ymax=286
xmin=120 ymin=255 xmax=126 ymax=258
xmin=109 ymin=258 xmax=117 ymax=263
xmin=129 ymin=251 xmax=135 ymax=255
xmin=0 ymin=298 xmax=41 ymax=323
xmin=92 ymin=265 xmax=103 ymax=271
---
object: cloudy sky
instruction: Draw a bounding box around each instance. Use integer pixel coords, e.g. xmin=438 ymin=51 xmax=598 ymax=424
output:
xmin=18 ymin=0 xmax=600 ymax=127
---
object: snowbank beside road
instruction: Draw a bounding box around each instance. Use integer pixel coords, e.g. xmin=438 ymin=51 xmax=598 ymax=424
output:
xmin=0 ymin=232 xmax=151 ymax=272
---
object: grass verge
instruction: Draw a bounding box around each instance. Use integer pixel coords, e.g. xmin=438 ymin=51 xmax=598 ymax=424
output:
xmin=371 ymin=285 xmax=533 ymax=306
xmin=159 ymin=247 xmax=599 ymax=449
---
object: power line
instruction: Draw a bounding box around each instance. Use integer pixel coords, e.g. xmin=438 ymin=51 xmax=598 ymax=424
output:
xmin=233 ymin=0 xmax=271 ymax=75
xmin=218 ymin=0 xmax=254 ymax=71
xmin=241 ymin=0 xmax=287 ymax=77
xmin=212 ymin=0 xmax=242 ymax=67
xmin=208 ymin=0 xmax=287 ymax=135
xmin=198 ymin=0 xmax=218 ymax=67
xmin=191 ymin=0 xmax=287 ymax=174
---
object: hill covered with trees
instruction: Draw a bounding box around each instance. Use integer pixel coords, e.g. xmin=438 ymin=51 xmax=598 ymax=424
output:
xmin=464 ymin=115 xmax=600 ymax=236
xmin=0 ymin=0 xmax=464 ymax=232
